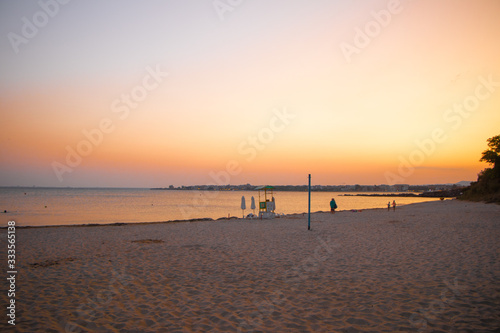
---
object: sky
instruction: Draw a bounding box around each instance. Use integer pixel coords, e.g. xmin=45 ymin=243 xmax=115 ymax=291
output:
xmin=1 ymin=0 xmax=499 ymax=187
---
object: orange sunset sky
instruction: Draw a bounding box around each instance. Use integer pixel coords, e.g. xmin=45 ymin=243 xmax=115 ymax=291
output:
xmin=1 ymin=0 xmax=500 ymax=187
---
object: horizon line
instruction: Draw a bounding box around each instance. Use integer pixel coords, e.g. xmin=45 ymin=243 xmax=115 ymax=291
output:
xmin=0 ymin=182 xmax=473 ymax=189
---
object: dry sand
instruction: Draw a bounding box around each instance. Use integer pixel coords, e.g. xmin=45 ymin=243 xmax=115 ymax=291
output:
xmin=1 ymin=199 xmax=499 ymax=332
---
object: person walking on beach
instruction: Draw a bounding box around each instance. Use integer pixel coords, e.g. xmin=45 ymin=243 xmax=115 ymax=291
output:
xmin=387 ymin=201 xmax=391 ymax=211
xmin=392 ymin=200 xmax=396 ymax=211
xmin=330 ymin=198 xmax=337 ymax=214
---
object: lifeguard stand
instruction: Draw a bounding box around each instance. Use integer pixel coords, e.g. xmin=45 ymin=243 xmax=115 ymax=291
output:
xmin=256 ymin=185 xmax=275 ymax=218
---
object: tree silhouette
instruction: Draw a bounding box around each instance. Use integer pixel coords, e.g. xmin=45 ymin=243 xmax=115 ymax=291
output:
xmin=480 ymin=135 xmax=500 ymax=175
xmin=459 ymin=134 xmax=500 ymax=202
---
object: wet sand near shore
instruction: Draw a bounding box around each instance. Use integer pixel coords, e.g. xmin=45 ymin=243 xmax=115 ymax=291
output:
xmin=1 ymin=200 xmax=499 ymax=332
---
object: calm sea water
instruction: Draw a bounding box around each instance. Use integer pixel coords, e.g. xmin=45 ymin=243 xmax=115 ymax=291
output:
xmin=0 ymin=187 xmax=441 ymax=227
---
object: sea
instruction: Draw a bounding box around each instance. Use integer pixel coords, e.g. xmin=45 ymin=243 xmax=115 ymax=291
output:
xmin=0 ymin=187 xmax=442 ymax=227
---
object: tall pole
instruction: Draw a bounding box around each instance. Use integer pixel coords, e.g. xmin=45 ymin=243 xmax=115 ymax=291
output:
xmin=308 ymin=174 xmax=311 ymax=230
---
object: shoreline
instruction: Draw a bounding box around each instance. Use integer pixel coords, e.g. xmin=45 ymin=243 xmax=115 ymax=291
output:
xmin=1 ymin=189 xmax=449 ymax=227
xmin=1 ymin=200 xmax=457 ymax=229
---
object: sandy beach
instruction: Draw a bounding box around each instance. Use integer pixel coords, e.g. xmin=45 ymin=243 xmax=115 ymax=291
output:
xmin=1 ymin=199 xmax=499 ymax=332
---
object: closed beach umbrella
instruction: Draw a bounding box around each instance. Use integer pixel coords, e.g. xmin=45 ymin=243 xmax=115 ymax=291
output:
xmin=250 ymin=196 xmax=256 ymax=214
xmin=241 ymin=196 xmax=246 ymax=218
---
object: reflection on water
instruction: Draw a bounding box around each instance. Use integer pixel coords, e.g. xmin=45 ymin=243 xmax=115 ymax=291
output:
xmin=0 ymin=188 xmax=441 ymax=227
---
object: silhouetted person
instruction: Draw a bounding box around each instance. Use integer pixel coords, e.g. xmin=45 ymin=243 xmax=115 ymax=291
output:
xmin=387 ymin=202 xmax=391 ymax=211
xmin=392 ymin=200 xmax=396 ymax=211
xmin=330 ymin=198 xmax=337 ymax=214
